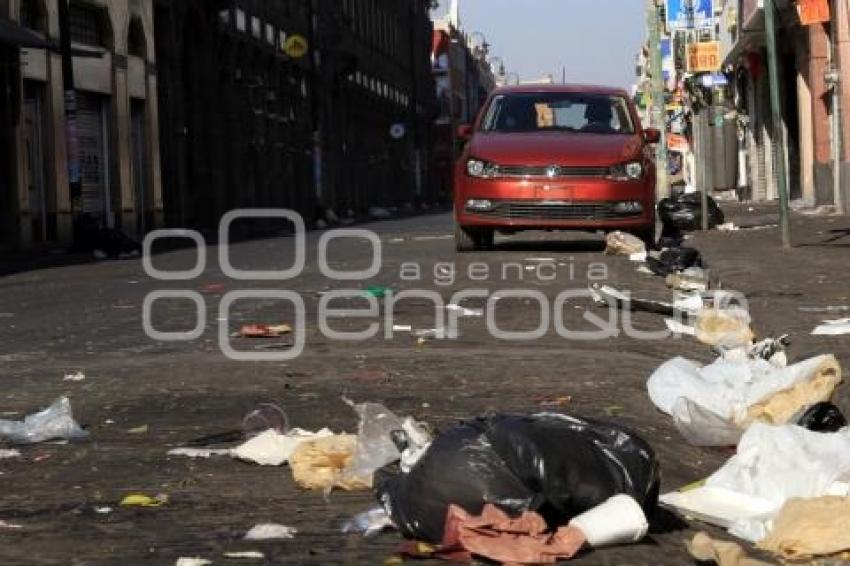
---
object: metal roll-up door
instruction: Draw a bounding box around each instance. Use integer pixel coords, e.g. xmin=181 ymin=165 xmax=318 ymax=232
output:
xmin=77 ymin=93 xmax=108 ymax=223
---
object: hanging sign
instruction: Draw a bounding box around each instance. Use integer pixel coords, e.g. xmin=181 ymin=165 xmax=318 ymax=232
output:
xmin=283 ymin=34 xmax=309 ymax=59
xmin=687 ymin=41 xmax=721 ymax=73
xmin=798 ymin=0 xmax=830 ymax=25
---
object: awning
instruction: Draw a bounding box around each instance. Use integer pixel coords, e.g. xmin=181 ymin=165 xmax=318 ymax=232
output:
xmin=0 ymin=17 xmax=51 ymax=49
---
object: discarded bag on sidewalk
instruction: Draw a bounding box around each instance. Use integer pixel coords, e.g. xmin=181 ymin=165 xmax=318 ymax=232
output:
xmin=0 ymin=397 xmax=88 ymax=445
xmin=604 ymin=231 xmax=646 ymax=257
xmin=658 ymin=191 xmax=725 ymax=233
xmin=375 ymin=413 xmax=659 ymax=545
xmin=647 ymin=354 xmax=842 ymax=446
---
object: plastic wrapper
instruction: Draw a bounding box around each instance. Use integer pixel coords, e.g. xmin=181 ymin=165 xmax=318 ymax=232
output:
xmin=658 ymin=191 xmax=725 ymax=233
xmin=376 ymin=413 xmax=659 ymax=544
xmin=604 ymin=231 xmax=646 ymax=257
xmin=0 ymin=397 xmax=88 ymax=445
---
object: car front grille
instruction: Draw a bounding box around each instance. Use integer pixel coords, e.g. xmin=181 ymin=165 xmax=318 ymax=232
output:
xmin=495 ymin=165 xmax=610 ymax=179
xmin=474 ymin=201 xmax=641 ymax=221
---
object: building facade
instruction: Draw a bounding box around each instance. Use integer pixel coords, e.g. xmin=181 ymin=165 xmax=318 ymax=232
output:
xmin=431 ymin=11 xmax=496 ymax=199
xmin=154 ymin=0 xmax=437 ymax=232
xmin=0 ymin=0 xmax=162 ymax=252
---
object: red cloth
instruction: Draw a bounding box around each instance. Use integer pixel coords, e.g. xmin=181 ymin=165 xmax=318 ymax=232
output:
xmin=435 ymin=504 xmax=587 ymax=565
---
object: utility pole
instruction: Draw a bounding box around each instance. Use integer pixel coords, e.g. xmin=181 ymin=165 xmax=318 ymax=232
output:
xmin=765 ymin=0 xmax=792 ymax=248
xmin=648 ymin=0 xmax=669 ymax=199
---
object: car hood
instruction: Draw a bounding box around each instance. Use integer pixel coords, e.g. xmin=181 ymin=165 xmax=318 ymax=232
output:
xmin=469 ymin=132 xmax=644 ymax=166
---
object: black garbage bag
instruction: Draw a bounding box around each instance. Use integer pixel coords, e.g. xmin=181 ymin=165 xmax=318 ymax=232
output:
xmin=646 ymin=247 xmax=705 ymax=276
xmin=797 ymin=402 xmax=848 ymax=433
xmin=658 ymin=192 xmax=725 ymax=233
xmin=375 ymin=413 xmax=660 ymax=544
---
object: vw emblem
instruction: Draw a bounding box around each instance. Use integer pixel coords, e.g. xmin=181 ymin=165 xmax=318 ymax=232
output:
xmin=546 ymin=165 xmax=560 ymax=178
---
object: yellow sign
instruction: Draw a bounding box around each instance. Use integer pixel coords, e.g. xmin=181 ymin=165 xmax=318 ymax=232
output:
xmin=283 ymin=34 xmax=309 ymax=59
xmin=687 ymin=42 xmax=721 ymax=73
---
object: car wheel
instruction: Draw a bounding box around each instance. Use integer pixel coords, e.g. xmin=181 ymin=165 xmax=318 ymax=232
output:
xmin=477 ymin=228 xmax=495 ymax=250
xmin=455 ymin=223 xmax=477 ymax=252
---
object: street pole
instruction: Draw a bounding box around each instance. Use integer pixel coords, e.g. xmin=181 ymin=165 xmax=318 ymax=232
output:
xmin=648 ymin=0 xmax=670 ymax=199
xmin=829 ymin=2 xmax=844 ymax=215
xmin=765 ymin=0 xmax=792 ymax=248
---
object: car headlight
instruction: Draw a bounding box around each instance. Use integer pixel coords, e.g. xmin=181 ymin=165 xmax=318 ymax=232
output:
xmin=466 ymin=158 xmax=498 ymax=179
xmin=465 ymin=199 xmax=494 ymax=212
xmin=607 ymin=161 xmax=644 ymax=181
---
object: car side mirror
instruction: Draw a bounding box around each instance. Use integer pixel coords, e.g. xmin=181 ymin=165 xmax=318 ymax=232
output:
xmin=643 ymin=128 xmax=661 ymax=144
xmin=457 ymin=124 xmax=473 ymax=140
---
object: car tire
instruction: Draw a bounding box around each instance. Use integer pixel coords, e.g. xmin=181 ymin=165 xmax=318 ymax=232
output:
xmin=477 ymin=228 xmax=495 ymax=250
xmin=455 ymin=223 xmax=477 ymax=252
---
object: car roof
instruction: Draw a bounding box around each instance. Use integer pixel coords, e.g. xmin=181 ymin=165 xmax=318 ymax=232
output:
xmin=493 ymin=84 xmax=630 ymax=97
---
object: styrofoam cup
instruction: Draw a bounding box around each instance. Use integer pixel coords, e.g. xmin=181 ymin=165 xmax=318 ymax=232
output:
xmin=568 ymin=494 xmax=649 ymax=547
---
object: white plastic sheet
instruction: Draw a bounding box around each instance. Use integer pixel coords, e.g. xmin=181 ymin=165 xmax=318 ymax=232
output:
xmin=664 ymin=424 xmax=850 ymax=543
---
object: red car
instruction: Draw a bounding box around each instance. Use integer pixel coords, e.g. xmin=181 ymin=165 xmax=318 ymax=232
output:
xmin=454 ymin=85 xmax=660 ymax=252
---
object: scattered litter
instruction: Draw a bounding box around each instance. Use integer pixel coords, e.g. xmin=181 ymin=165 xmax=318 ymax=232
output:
xmin=648 ymin=354 xmax=842 ymax=446
xmin=591 ymin=284 xmax=676 ymax=317
xmin=290 ymin=435 xmax=371 ymax=491
xmin=364 ymin=286 xmax=392 ymax=299
xmin=238 ymin=324 xmax=292 ymax=338
xmin=120 ymin=494 xmax=168 ymax=507
xmin=446 ymin=304 xmax=483 ymax=317
xmin=662 ymin=423 xmax=850 ymax=543
xmin=658 ymin=191 xmax=725 ymax=233
xmin=604 ymin=231 xmax=646 ymax=257
xmin=665 ymin=319 xmax=697 ymax=336
xmin=342 ymin=507 xmax=395 ymax=537
xmin=243 ymin=523 xmax=297 ymax=541
xmin=0 ymin=520 xmax=23 ymax=529
xmin=167 ymin=448 xmax=231 ymax=459
xmin=717 ymin=222 xmax=739 ymax=232
xmin=694 ymin=308 xmax=754 ymax=349
xmin=666 ymin=268 xmax=709 ymax=292
xmin=127 ymin=424 xmax=149 ymax=435
xmin=231 ymin=428 xmax=334 ymax=467
xmin=796 ymin=402 xmax=847 ymax=432
xmin=223 ymin=551 xmax=265 ymax=560
xmin=636 ymin=265 xmax=654 ymax=275
xmin=392 ymin=325 xmax=412 ymax=332
xmin=175 ymin=558 xmax=212 ymax=566
xmin=629 ymin=251 xmax=647 ymax=262
xmin=536 ymin=396 xmax=572 ymax=408
xmin=377 ymin=413 xmax=658 ymax=545
xmin=413 ymin=327 xmax=451 ymax=340
xmin=0 ymin=449 xmax=21 ymax=459
xmin=812 ymin=318 xmax=850 ymax=336
xmin=343 ymin=399 xmax=431 ymax=480
xmin=757 ymin=496 xmax=850 ymax=560
xmin=688 ymin=532 xmax=771 ymax=566
xmin=63 ymin=371 xmax=86 ymax=382
xmin=799 ymin=305 xmax=850 ymax=314
xmin=94 ymin=506 xmax=113 ymax=514
xmin=242 ymin=404 xmax=289 ymax=436
xmin=647 ymin=247 xmax=705 ymax=277
xmin=0 ymin=397 xmax=88 ymax=445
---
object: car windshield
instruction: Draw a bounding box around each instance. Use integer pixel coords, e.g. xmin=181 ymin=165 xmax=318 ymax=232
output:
xmin=480 ymin=92 xmax=636 ymax=135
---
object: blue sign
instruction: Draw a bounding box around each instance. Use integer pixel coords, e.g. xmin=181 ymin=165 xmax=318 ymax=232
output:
xmin=661 ymin=38 xmax=672 ymax=60
xmin=666 ymin=0 xmax=714 ymax=30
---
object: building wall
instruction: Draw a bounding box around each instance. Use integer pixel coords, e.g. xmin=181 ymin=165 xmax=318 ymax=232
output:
xmin=1 ymin=0 xmax=162 ymax=251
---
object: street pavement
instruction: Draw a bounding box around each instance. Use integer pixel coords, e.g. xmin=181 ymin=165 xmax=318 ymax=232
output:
xmin=1 ymin=208 xmax=848 ymax=565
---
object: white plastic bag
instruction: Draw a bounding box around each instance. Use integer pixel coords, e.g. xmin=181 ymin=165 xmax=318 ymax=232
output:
xmin=0 ymin=397 xmax=88 ymax=445
xmin=648 ymin=355 xmax=842 ymax=446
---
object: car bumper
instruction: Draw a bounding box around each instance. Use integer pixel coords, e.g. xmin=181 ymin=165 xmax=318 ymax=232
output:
xmin=455 ymin=177 xmax=656 ymax=230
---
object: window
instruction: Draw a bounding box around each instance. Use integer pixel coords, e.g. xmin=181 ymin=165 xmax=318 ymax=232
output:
xmin=235 ymin=9 xmax=246 ymax=32
xmin=69 ymin=2 xmax=107 ymax=47
xmin=481 ymin=93 xmax=635 ymax=135
xmin=251 ymin=16 xmax=261 ymax=39
xmin=265 ymin=23 xmax=274 ymax=45
xmin=128 ymin=17 xmax=145 ymax=58
xmin=19 ymin=0 xmax=45 ymax=32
